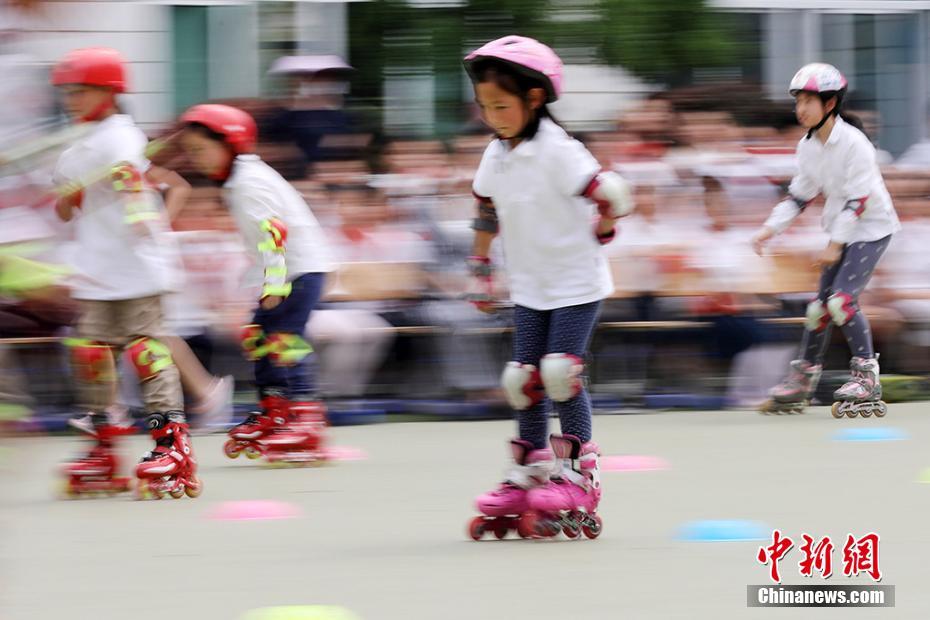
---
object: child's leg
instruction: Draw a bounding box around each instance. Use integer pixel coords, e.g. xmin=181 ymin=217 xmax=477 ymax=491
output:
xmin=543 ymin=301 xmax=601 ymax=442
xmin=507 ymin=306 xmax=551 ymax=450
xmin=70 ymin=301 xmax=119 ymax=413
xmin=120 ymin=297 xmax=183 ymax=415
xmin=827 ymin=237 xmax=892 ymax=358
xmin=800 ymin=259 xmax=844 ymax=365
xmin=273 ymin=273 xmax=325 ymax=400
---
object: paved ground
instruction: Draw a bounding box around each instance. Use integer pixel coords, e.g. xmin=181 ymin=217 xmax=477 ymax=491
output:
xmin=1 ymin=403 xmax=928 ymax=620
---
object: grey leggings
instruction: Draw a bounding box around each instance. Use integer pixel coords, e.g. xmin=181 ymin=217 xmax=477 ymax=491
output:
xmin=802 ymin=235 xmax=891 ymax=364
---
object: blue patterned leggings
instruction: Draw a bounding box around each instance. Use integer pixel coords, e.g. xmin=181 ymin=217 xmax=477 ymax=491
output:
xmin=512 ymin=301 xmax=601 ymax=449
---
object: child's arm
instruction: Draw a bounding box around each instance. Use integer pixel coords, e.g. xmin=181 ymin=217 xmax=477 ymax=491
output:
xmin=830 ymin=142 xmax=875 ymax=245
xmin=753 ymin=168 xmax=820 ymax=255
xmin=470 ymin=193 xmax=498 ymax=258
xmin=467 ymin=194 xmax=497 ymax=313
xmin=145 ymin=165 xmax=191 ymax=222
xmin=233 ymin=185 xmax=292 ymax=310
xmin=255 ymin=217 xmax=290 ymax=310
xmin=581 ymin=172 xmax=634 ymax=244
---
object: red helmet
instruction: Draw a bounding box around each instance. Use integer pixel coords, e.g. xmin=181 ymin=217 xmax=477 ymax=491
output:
xmin=180 ymin=104 xmax=257 ymax=154
xmin=52 ymin=47 xmax=127 ymax=92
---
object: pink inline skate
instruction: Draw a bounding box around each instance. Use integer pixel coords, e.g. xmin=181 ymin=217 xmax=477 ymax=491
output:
xmin=468 ymin=439 xmax=553 ymax=540
xmin=524 ymin=434 xmax=602 ymax=540
xmin=135 ymin=412 xmax=201 ymax=500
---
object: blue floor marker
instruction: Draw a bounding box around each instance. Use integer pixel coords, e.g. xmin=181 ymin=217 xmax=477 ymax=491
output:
xmin=677 ymin=520 xmax=769 ymax=542
xmin=833 ymin=427 xmax=908 ymax=442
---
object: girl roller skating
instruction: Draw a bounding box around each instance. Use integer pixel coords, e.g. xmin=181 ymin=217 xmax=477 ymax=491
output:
xmin=752 ymin=63 xmax=900 ymax=418
xmin=178 ymin=104 xmax=331 ymax=464
xmin=462 ymin=36 xmax=634 ymax=540
xmin=51 ymin=47 xmax=200 ymax=500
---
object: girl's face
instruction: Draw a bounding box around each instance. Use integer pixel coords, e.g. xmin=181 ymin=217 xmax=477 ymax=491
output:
xmin=60 ymin=84 xmax=113 ymax=121
xmin=794 ymin=91 xmax=834 ymax=129
xmin=475 ymin=81 xmax=543 ymax=139
xmin=181 ymin=130 xmax=233 ymax=178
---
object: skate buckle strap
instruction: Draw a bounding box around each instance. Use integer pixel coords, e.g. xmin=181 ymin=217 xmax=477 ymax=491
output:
xmin=504 ymin=461 xmax=548 ymax=489
xmin=554 ymin=460 xmax=587 ymax=487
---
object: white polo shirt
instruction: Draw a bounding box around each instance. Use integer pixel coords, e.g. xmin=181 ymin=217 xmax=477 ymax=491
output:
xmin=53 ymin=114 xmax=181 ymax=301
xmin=764 ymin=117 xmax=900 ymax=244
xmin=472 ymin=118 xmax=613 ymax=311
xmin=224 ymin=155 xmax=332 ymax=291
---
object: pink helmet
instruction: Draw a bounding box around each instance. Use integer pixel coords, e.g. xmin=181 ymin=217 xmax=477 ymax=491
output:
xmin=789 ymin=63 xmax=847 ymax=96
xmin=463 ymin=35 xmax=563 ymax=102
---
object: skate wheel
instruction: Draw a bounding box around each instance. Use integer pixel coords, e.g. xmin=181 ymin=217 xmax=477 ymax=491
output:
xmin=245 ymin=446 xmax=263 ymax=460
xmin=859 ymin=406 xmax=873 ymax=418
xmin=831 ymin=402 xmax=844 ymax=419
xmin=845 ymin=406 xmax=859 ymax=418
xmin=134 ymin=479 xmax=152 ymax=501
xmin=58 ymin=478 xmax=78 ymax=500
xmin=223 ymin=440 xmax=242 ymax=459
xmin=517 ymin=511 xmax=543 ymax=539
xmin=563 ymin=522 xmax=581 ymax=540
xmin=185 ymin=477 xmax=203 ymax=499
xmin=582 ymin=514 xmax=603 ymax=539
xmin=468 ymin=516 xmax=487 ymax=541
xmin=875 ymin=401 xmax=887 ymax=418
xmin=493 ymin=523 xmax=509 ymax=540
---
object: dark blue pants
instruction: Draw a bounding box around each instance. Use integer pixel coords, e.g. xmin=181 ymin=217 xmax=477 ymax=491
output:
xmin=252 ymin=272 xmax=324 ymax=399
xmin=513 ymin=300 xmax=601 ymax=449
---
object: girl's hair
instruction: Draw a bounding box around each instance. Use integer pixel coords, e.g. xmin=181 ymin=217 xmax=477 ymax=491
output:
xmin=185 ymin=121 xmax=230 ymax=145
xmin=470 ymin=58 xmax=561 ymax=140
xmin=820 ymin=91 xmax=869 ymax=139
xmin=839 ymin=111 xmax=867 ymax=136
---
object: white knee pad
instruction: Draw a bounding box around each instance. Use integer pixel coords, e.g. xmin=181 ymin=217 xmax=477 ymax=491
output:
xmin=540 ymin=353 xmax=584 ymax=402
xmin=804 ymin=299 xmax=829 ymax=332
xmin=501 ymin=362 xmax=543 ymax=411
xmin=826 ymin=292 xmax=856 ymax=326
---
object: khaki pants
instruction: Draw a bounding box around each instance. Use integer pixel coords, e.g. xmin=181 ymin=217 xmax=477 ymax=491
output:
xmin=76 ymin=296 xmax=183 ymax=414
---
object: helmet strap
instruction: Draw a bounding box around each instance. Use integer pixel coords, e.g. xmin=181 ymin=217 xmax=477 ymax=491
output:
xmin=80 ymin=95 xmax=117 ymax=123
xmin=806 ymin=94 xmax=838 ymax=140
xmin=209 ymin=152 xmax=237 ymax=183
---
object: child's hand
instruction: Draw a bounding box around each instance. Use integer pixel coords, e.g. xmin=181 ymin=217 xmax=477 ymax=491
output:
xmin=260 ymin=295 xmax=284 ymax=310
xmin=815 ymin=242 xmax=844 ymax=268
xmin=751 ymin=227 xmax=775 ymax=256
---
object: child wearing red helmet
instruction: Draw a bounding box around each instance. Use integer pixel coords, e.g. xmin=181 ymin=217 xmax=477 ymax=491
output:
xmin=179 ymin=104 xmax=332 ymax=463
xmin=52 ymin=47 xmax=199 ymax=499
xmin=463 ymin=36 xmax=635 ymax=540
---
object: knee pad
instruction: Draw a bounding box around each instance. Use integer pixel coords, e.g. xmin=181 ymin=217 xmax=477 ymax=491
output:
xmin=126 ymin=336 xmax=174 ymax=382
xmin=826 ymin=292 xmax=857 ymax=326
xmin=804 ymin=299 xmax=831 ymax=332
xmin=240 ymin=324 xmax=268 ymax=361
xmin=501 ymin=362 xmax=544 ymax=411
xmin=265 ymin=333 xmax=313 ymax=367
xmin=65 ymin=338 xmax=114 ymax=383
xmin=540 ymin=353 xmax=584 ymax=402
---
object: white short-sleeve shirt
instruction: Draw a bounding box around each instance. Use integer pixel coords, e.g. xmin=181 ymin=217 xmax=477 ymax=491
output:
xmin=224 ymin=155 xmax=332 ymax=289
xmin=53 ymin=114 xmax=182 ymax=301
xmin=472 ymin=119 xmax=612 ymax=311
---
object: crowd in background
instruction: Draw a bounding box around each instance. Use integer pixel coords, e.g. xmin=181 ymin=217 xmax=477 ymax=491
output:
xmin=4 ymin=69 xmax=930 ymax=419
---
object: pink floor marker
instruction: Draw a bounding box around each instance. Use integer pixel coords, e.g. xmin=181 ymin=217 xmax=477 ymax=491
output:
xmin=601 ymin=455 xmax=670 ymax=472
xmin=323 ymin=445 xmax=368 ymax=462
xmin=207 ymin=500 xmax=301 ymax=521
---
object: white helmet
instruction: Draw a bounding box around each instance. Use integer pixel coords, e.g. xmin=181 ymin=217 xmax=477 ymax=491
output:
xmin=789 ymin=63 xmax=847 ymax=96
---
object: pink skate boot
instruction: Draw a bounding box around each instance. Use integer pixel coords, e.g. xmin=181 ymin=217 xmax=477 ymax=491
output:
xmin=468 ymin=439 xmax=553 ymax=540
xmin=525 ymin=434 xmax=602 ymax=540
